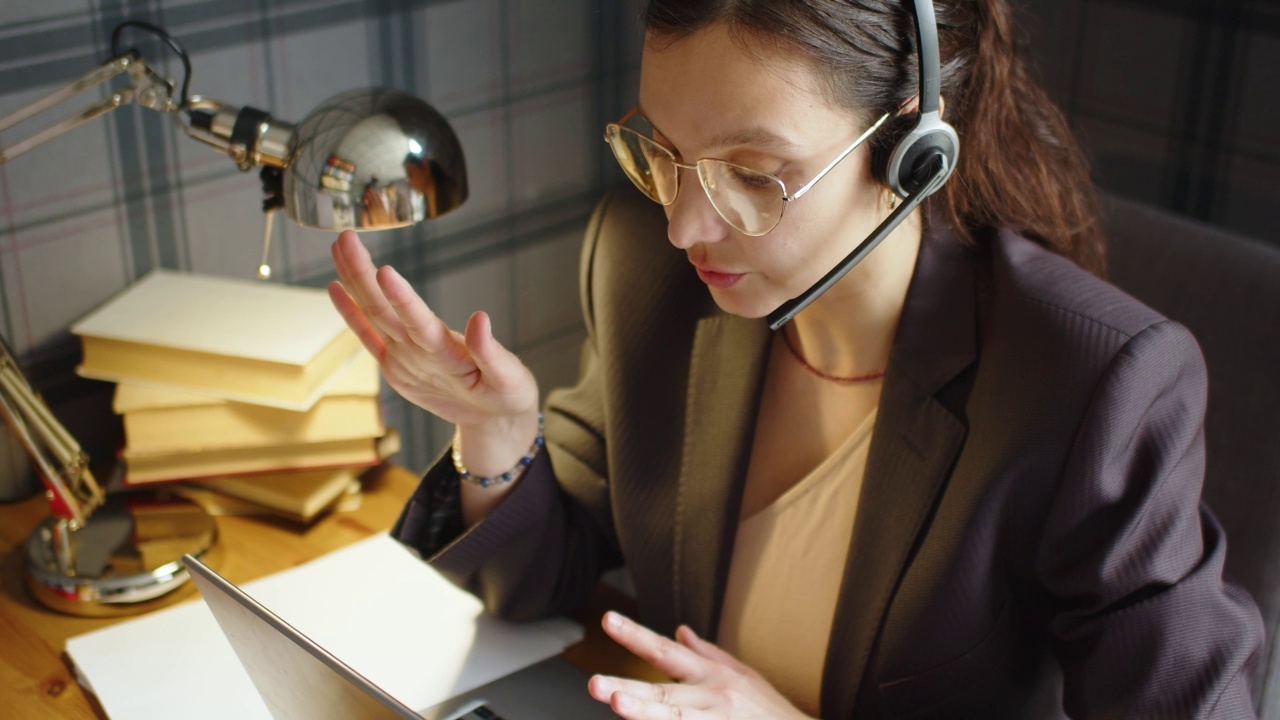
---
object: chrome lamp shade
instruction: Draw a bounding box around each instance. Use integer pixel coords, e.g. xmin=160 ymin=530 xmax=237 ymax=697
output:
xmin=285 ymin=88 xmax=468 ymax=231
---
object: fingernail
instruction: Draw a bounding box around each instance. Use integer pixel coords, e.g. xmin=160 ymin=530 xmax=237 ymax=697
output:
xmin=605 ymin=611 xmax=623 ymax=628
xmin=615 ymin=692 xmax=635 ymax=711
xmin=592 ymin=675 xmax=612 ymax=694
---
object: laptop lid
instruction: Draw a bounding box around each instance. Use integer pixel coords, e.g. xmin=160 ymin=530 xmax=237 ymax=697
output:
xmin=183 ymin=553 xmax=420 ymax=720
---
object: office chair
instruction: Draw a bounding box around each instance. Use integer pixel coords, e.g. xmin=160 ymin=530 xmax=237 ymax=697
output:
xmin=1103 ymin=194 xmax=1280 ymax=717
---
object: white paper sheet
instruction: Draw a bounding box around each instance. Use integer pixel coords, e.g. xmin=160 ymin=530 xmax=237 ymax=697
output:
xmin=65 ymin=534 xmax=583 ymax=719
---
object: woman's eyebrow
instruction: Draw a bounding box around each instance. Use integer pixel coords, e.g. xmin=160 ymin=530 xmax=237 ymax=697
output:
xmin=707 ymin=126 xmax=798 ymax=151
xmin=636 ymin=102 xmax=798 ymax=153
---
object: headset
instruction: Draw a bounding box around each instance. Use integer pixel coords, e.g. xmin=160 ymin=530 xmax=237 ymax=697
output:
xmin=766 ymin=0 xmax=960 ymax=330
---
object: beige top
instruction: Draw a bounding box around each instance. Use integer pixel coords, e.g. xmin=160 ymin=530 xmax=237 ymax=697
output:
xmin=716 ymin=409 xmax=877 ymax=717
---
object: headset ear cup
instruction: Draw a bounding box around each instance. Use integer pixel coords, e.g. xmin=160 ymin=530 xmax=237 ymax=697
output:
xmin=885 ymin=113 xmax=960 ymax=198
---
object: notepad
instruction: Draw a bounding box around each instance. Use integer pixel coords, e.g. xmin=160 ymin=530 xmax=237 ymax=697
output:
xmin=72 ymin=270 xmax=362 ymax=411
xmin=65 ymin=534 xmax=583 ymax=720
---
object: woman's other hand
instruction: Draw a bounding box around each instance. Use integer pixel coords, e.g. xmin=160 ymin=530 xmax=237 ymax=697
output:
xmin=589 ymin=612 xmax=814 ymax=720
xmin=327 ymin=229 xmax=539 ymax=431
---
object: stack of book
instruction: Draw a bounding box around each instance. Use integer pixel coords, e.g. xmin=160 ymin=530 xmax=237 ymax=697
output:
xmin=71 ymin=270 xmax=395 ymax=523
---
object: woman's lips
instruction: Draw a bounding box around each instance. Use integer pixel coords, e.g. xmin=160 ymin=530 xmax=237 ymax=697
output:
xmin=695 ymin=267 xmax=745 ymax=288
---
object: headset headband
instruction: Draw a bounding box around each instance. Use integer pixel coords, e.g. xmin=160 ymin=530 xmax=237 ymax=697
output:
xmin=912 ymin=0 xmax=942 ymax=115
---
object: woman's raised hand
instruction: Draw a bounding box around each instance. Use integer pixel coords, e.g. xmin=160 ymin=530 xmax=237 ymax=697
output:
xmin=327 ymin=230 xmax=539 ymax=431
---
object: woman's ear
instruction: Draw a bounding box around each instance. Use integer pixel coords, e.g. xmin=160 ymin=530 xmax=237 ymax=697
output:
xmin=894 ymin=95 xmax=945 ymax=118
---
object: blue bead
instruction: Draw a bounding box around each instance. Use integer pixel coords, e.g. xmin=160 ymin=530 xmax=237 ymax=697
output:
xmin=479 ymin=477 xmax=489 ymax=488
xmin=500 ymin=472 xmax=512 ymax=482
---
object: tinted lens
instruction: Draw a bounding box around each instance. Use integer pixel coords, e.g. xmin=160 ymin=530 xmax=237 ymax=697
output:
xmin=697 ymin=160 xmax=785 ymax=236
xmin=606 ymin=125 xmax=678 ymax=204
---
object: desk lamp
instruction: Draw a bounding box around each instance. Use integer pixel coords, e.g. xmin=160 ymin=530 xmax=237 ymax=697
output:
xmin=0 ymin=21 xmax=467 ymax=615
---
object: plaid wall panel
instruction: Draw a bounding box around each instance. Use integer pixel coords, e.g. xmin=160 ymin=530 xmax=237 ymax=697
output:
xmin=1016 ymin=0 xmax=1279 ymax=245
xmin=0 ymin=0 xmax=644 ymax=472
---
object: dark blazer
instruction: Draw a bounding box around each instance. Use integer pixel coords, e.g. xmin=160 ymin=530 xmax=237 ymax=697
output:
xmin=394 ymin=187 xmax=1263 ymax=718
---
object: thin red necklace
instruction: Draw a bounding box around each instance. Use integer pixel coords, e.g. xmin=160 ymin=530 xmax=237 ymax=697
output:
xmin=778 ymin=328 xmax=886 ymax=384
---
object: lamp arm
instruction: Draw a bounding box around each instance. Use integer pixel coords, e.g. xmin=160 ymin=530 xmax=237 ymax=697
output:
xmin=0 ymin=45 xmax=294 ymax=175
xmin=178 ymin=97 xmax=295 ymax=172
xmin=0 ymin=341 xmax=102 ymax=526
xmin=0 ymin=50 xmax=179 ymax=165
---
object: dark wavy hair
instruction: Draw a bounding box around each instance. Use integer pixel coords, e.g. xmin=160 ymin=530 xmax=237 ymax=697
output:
xmin=643 ymin=0 xmax=1105 ymax=276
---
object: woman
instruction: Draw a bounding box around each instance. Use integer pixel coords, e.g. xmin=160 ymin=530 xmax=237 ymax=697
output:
xmin=328 ymin=1 xmax=1262 ymax=717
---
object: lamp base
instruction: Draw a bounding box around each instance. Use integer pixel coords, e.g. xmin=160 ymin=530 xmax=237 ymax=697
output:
xmin=24 ymin=490 xmax=219 ymax=616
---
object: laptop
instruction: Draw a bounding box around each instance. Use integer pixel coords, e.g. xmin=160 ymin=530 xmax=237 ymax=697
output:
xmin=182 ymin=554 xmax=615 ymax=720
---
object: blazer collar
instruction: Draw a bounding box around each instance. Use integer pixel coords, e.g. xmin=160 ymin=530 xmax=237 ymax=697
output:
xmin=673 ymin=310 xmax=771 ymax=636
xmin=671 ymin=221 xmax=980 ymax=710
xmin=821 ymin=222 xmax=978 ymax=715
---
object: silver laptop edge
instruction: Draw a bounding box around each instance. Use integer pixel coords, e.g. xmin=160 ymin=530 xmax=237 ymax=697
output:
xmin=182 ymin=553 xmax=420 ymax=719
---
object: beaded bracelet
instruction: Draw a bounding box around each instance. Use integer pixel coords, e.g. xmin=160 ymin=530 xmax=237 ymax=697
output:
xmin=452 ymin=413 xmax=545 ymax=488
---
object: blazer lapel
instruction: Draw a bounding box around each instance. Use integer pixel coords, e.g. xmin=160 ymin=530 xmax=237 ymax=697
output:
xmin=673 ymin=312 xmax=771 ymax=638
xmin=821 ymin=225 xmax=980 ymax=716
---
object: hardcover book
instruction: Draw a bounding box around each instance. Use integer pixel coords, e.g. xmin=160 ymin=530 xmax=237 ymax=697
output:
xmin=121 ymin=435 xmax=388 ymax=486
xmin=114 ymin=352 xmax=383 ymax=455
xmin=72 ymin=270 xmax=361 ymax=411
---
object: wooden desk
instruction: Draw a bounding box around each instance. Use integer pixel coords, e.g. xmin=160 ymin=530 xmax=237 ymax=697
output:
xmin=0 ymin=464 xmax=649 ymax=719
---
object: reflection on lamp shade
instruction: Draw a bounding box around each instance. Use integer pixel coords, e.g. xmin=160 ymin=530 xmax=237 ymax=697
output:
xmin=283 ymin=88 xmax=468 ymax=231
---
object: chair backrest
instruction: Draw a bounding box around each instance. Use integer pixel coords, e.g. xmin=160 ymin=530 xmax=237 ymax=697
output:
xmin=1102 ymin=194 xmax=1280 ymax=716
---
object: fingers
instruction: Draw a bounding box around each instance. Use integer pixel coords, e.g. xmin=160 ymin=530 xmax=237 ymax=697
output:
xmin=676 ymin=625 xmax=752 ymax=676
xmin=588 ymin=675 xmax=715 ymax=710
xmin=375 ymin=265 xmax=460 ymax=356
xmin=602 ymin=612 xmax=709 ymax=684
xmin=606 ymin=691 xmax=716 ymax=720
xmin=332 ymin=230 xmax=469 ymax=362
xmin=463 ymin=311 xmax=532 ymax=395
xmin=330 ymin=230 xmax=404 ymax=341
xmin=327 ymin=281 xmax=386 ymax=358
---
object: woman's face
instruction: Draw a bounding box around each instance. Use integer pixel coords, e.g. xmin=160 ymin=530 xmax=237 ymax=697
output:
xmin=639 ymin=24 xmax=890 ymax=318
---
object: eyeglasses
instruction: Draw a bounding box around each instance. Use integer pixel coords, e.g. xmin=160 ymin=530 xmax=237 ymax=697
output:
xmin=603 ymin=107 xmax=892 ymax=236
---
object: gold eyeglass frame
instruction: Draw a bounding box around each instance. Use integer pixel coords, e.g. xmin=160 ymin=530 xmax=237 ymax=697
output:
xmin=604 ymin=106 xmax=893 ymax=236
